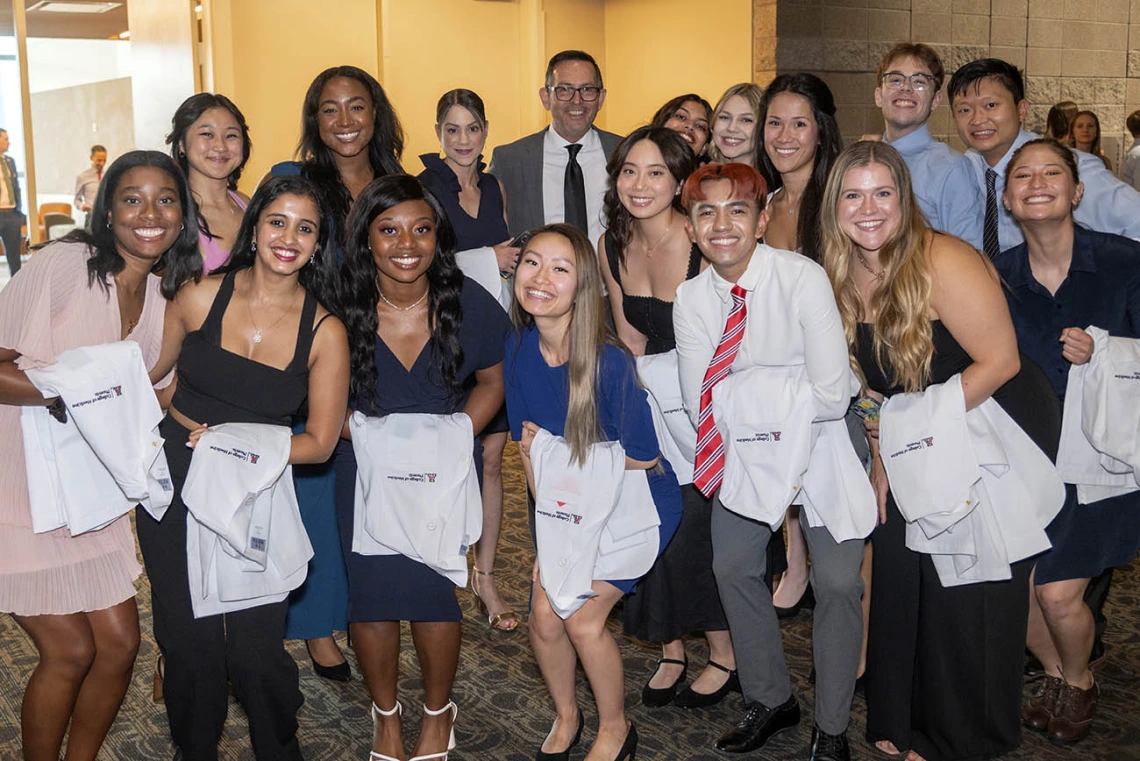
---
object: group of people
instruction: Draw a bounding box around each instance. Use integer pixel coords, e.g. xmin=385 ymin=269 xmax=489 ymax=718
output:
xmin=0 ymin=39 xmax=1137 ymax=761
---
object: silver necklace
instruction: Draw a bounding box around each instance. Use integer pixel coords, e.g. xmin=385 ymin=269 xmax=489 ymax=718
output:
xmin=247 ymin=296 xmax=294 ymax=344
xmin=379 ymin=288 xmax=428 ymax=311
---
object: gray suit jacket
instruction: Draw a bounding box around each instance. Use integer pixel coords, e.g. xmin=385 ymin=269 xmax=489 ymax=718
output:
xmin=488 ymin=126 xmax=623 ymax=237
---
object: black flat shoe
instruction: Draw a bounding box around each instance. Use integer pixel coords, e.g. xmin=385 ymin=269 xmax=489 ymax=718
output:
xmin=672 ymin=660 xmax=741 ymax=708
xmin=535 ymin=710 xmax=583 ymax=761
xmin=641 ymin=656 xmax=687 ymax=707
xmin=613 ymin=722 xmax=637 ymax=761
xmin=714 ymin=696 xmax=800 ymax=754
xmin=774 ymin=583 xmax=815 ymax=619
xmin=307 ymin=642 xmax=351 ymax=683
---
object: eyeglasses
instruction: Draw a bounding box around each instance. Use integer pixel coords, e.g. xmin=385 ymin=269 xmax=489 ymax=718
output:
xmin=548 ymin=85 xmax=602 ymax=102
xmin=882 ymin=72 xmax=936 ymax=92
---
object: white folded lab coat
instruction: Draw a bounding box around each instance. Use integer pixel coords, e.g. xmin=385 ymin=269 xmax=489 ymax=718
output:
xmin=1077 ymin=327 xmax=1140 ymax=490
xmin=881 ymin=374 xmax=1065 ymax=586
xmin=531 ymin=429 xmax=661 ymax=619
xmin=636 ymin=350 xmax=695 ymax=485
xmin=798 ymin=419 xmax=878 ymax=542
xmin=22 ymin=341 xmax=173 ymax=535
xmin=455 ymin=247 xmax=512 ymax=311
xmin=350 ymin=412 xmax=482 ymax=587
xmin=181 ymin=423 xmax=312 ymax=618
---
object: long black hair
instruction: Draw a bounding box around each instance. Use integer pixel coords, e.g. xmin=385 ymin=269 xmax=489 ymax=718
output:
xmin=603 ymin=126 xmax=696 ymax=269
xmin=298 ymin=66 xmax=405 ymax=248
xmin=758 ymin=73 xmax=843 ymax=263
xmin=216 ymin=175 xmax=337 ymax=311
xmin=60 ymin=150 xmax=201 ymax=299
xmin=340 ymin=174 xmax=463 ymax=415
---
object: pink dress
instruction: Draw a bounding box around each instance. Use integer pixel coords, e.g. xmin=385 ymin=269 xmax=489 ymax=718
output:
xmin=198 ymin=190 xmax=249 ymax=273
xmin=0 ymin=241 xmax=168 ymax=615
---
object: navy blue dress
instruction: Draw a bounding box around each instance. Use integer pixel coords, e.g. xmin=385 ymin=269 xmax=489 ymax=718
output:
xmin=418 ymin=154 xmax=508 ymax=250
xmin=503 ymin=327 xmax=682 ymax=594
xmin=336 ymin=278 xmax=511 ymax=622
xmin=995 ymin=225 xmax=1140 ymax=584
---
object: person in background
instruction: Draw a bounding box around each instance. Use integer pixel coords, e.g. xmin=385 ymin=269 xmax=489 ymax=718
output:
xmin=1045 ymin=100 xmax=1078 ymax=141
xmin=651 ymin=94 xmax=713 ymax=159
xmin=1065 ymin=110 xmax=1112 ymax=171
xmin=707 ymin=83 xmax=764 ymax=169
xmin=0 ymin=128 xmax=25 ymax=276
xmin=274 ymin=64 xmax=406 ymax=683
xmin=490 ymin=50 xmax=622 ymax=243
xmin=507 ymin=223 xmax=681 ymax=761
xmin=168 ymin=94 xmax=252 ymax=273
xmin=1119 ymin=109 xmax=1140 ymax=190
xmin=996 ymin=138 xmax=1140 ymax=746
xmin=948 ymin=58 xmax=1140 ymax=257
xmin=73 ymin=144 xmax=108 ymax=222
xmin=0 ymin=150 xmax=200 ymax=761
xmin=873 ymin=43 xmax=983 ymax=249
xmin=418 ymin=88 xmax=519 ymax=633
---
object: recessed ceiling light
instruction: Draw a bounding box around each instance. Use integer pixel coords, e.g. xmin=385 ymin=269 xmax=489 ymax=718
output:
xmin=27 ymin=2 xmax=122 ymax=13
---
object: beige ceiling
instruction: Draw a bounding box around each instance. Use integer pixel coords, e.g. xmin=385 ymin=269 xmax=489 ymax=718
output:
xmin=0 ymin=1 xmax=130 ymax=39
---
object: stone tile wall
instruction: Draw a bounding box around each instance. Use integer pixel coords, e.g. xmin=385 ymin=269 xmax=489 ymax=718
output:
xmin=762 ymin=0 xmax=1140 ymax=167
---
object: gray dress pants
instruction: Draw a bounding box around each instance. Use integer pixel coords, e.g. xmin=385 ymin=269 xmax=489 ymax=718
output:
xmin=710 ymin=493 xmax=864 ymax=735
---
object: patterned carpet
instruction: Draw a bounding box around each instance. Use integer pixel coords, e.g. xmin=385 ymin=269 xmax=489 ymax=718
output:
xmin=2 ymin=441 xmax=1139 ymax=760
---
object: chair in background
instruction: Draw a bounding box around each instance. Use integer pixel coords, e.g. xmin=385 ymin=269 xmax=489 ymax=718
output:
xmin=38 ymin=203 xmax=73 ymax=239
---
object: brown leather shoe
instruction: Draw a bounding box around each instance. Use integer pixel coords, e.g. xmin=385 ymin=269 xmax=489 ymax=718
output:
xmin=1023 ymin=674 xmax=1062 ymax=731
xmin=1047 ymin=678 xmax=1099 ymax=745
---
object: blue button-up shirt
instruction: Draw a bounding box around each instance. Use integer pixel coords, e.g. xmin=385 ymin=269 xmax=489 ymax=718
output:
xmin=885 ymin=124 xmax=982 ymax=250
xmin=994 ymin=224 xmax=1140 ymax=401
xmin=967 ymin=130 xmax=1140 ymax=251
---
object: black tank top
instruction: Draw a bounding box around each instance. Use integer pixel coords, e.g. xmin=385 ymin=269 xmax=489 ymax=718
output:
xmin=171 ymin=271 xmax=320 ymax=426
xmin=604 ymin=231 xmax=702 ymax=355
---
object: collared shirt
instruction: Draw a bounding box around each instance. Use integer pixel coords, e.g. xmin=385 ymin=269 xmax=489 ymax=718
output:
xmin=0 ymin=155 xmax=15 ymax=210
xmin=672 ymin=242 xmax=855 ymax=429
xmin=74 ymin=165 xmax=102 ymax=209
xmin=993 ymin=224 xmax=1140 ymax=401
xmin=542 ymin=127 xmax=607 ymax=245
xmin=885 ymin=124 xmax=983 ymax=249
xmin=965 ymin=129 xmax=1140 ymax=251
xmin=1120 ymin=137 xmax=1140 ymax=191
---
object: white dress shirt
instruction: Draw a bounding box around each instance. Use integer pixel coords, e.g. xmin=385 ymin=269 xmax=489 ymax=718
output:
xmin=543 ymin=127 xmax=608 ymax=246
xmin=1121 ymin=138 xmax=1140 ymax=192
xmin=673 ymin=243 xmax=856 ymax=432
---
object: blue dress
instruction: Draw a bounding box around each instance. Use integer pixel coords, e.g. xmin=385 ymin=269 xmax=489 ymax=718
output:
xmin=995 ymin=225 xmax=1140 ymax=583
xmin=336 ymin=278 xmax=511 ymax=622
xmin=417 ymin=154 xmax=509 ymax=250
xmin=272 ymin=160 xmax=350 ymax=640
xmin=503 ymin=327 xmax=682 ymax=593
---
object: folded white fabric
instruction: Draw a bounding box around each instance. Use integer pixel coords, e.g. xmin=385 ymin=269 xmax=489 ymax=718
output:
xmin=531 ymin=429 xmax=660 ymax=619
xmin=1079 ymin=327 xmax=1140 ymax=491
xmin=636 ymin=350 xmax=695 ymax=485
xmin=881 ymin=374 xmax=1065 ymax=586
xmin=350 ymin=412 xmax=481 ymax=587
xmin=454 ymin=247 xmax=512 ymax=311
xmin=181 ymin=423 xmax=311 ymax=618
xmin=799 ymin=418 xmax=877 ymax=542
xmin=22 ymin=341 xmax=173 ymax=534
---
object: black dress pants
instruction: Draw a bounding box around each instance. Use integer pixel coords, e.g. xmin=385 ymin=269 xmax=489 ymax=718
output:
xmin=136 ymin=421 xmax=304 ymax=761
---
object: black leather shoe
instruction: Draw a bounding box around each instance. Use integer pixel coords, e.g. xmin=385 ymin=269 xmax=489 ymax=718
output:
xmin=714 ymin=695 xmax=800 ymax=753
xmin=641 ymin=656 xmax=687 ymax=707
xmin=775 ymin=583 xmax=815 ymax=619
xmin=535 ymin=710 xmax=583 ymax=761
xmin=809 ymin=725 xmax=850 ymax=761
xmin=673 ymin=660 xmax=741 ymax=708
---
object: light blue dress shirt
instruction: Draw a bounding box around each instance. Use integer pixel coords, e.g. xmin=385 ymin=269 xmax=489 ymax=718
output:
xmin=885 ymin=124 xmax=983 ymax=250
xmin=965 ymin=129 xmax=1140 ymax=250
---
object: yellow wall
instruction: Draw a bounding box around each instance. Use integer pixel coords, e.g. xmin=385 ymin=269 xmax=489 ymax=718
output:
xmin=603 ymin=0 xmax=753 ymax=136
xmin=127 ymin=0 xmax=197 ymax=151
xmin=207 ymin=0 xmax=381 ymax=194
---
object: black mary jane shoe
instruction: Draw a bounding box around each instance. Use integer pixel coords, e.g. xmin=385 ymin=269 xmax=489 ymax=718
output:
xmin=535 ymin=710 xmax=583 ymax=761
xmin=774 ymin=583 xmax=815 ymax=619
xmin=672 ymin=660 xmax=741 ymax=708
xmin=641 ymin=656 xmax=687 ymax=707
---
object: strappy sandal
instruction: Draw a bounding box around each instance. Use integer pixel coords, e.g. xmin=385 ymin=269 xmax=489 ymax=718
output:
xmin=471 ymin=567 xmax=518 ymax=632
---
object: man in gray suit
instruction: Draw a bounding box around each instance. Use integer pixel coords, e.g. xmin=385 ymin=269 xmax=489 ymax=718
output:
xmin=489 ymin=50 xmax=622 ymax=245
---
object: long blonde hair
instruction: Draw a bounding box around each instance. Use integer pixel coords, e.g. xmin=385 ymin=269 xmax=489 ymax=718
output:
xmin=510 ymin=224 xmax=623 ymax=465
xmin=820 ymin=141 xmax=933 ymax=392
xmin=707 ymin=83 xmax=764 ymax=166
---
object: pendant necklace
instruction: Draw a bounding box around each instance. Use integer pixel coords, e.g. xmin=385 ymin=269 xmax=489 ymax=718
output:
xmin=638 ymin=220 xmax=674 ymax=257
xmin=247 ymin=295 xmax=294 ymax=344
xmin=856 ymin=250 xmax=885 ymax=282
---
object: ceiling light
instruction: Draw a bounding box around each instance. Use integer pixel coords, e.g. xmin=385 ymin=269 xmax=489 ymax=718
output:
xmin=27 ymin=2 xmax=122 ymax=13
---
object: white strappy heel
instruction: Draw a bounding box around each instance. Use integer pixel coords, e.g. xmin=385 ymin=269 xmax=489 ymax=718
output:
xmin=409 ymin=701 xmax=457 ymax=761
xmin=369 ymin=701 xmax=403 ymax=761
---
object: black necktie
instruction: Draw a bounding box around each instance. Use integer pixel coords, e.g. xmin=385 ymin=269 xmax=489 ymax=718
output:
xmin=564 ymin=143 xmax=588 ymax=233
xmin=983 ymin=168 xmax=1000 ymax=259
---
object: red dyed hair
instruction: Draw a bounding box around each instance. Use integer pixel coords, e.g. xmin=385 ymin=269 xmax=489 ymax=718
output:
xmin=681 ymin=162 xmax=769 ymax=212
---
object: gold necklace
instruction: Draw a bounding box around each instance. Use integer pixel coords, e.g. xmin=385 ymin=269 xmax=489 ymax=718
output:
xmin=636 ymin=220 xmax=674 ymax=257
xmin=379 ymin=288 xmax=428 ymax=311
xmin=246 ymin=292 xmax=296 ymax=344
xmin=856 ymin=250 xmax=885 ymax=282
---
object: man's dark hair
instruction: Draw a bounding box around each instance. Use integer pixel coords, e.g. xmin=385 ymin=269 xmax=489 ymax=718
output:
xmin=545 ymin=50 xmax=603 ymax=89
xmin=91 ymin=144 xmax=107 ymax=155
xmin=948 ymin=58 xmax=1025 ymax=104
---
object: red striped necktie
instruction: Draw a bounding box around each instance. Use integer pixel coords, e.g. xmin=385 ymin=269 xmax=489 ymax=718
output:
xmin=693 ymin=284 xmax=748 ymax=497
